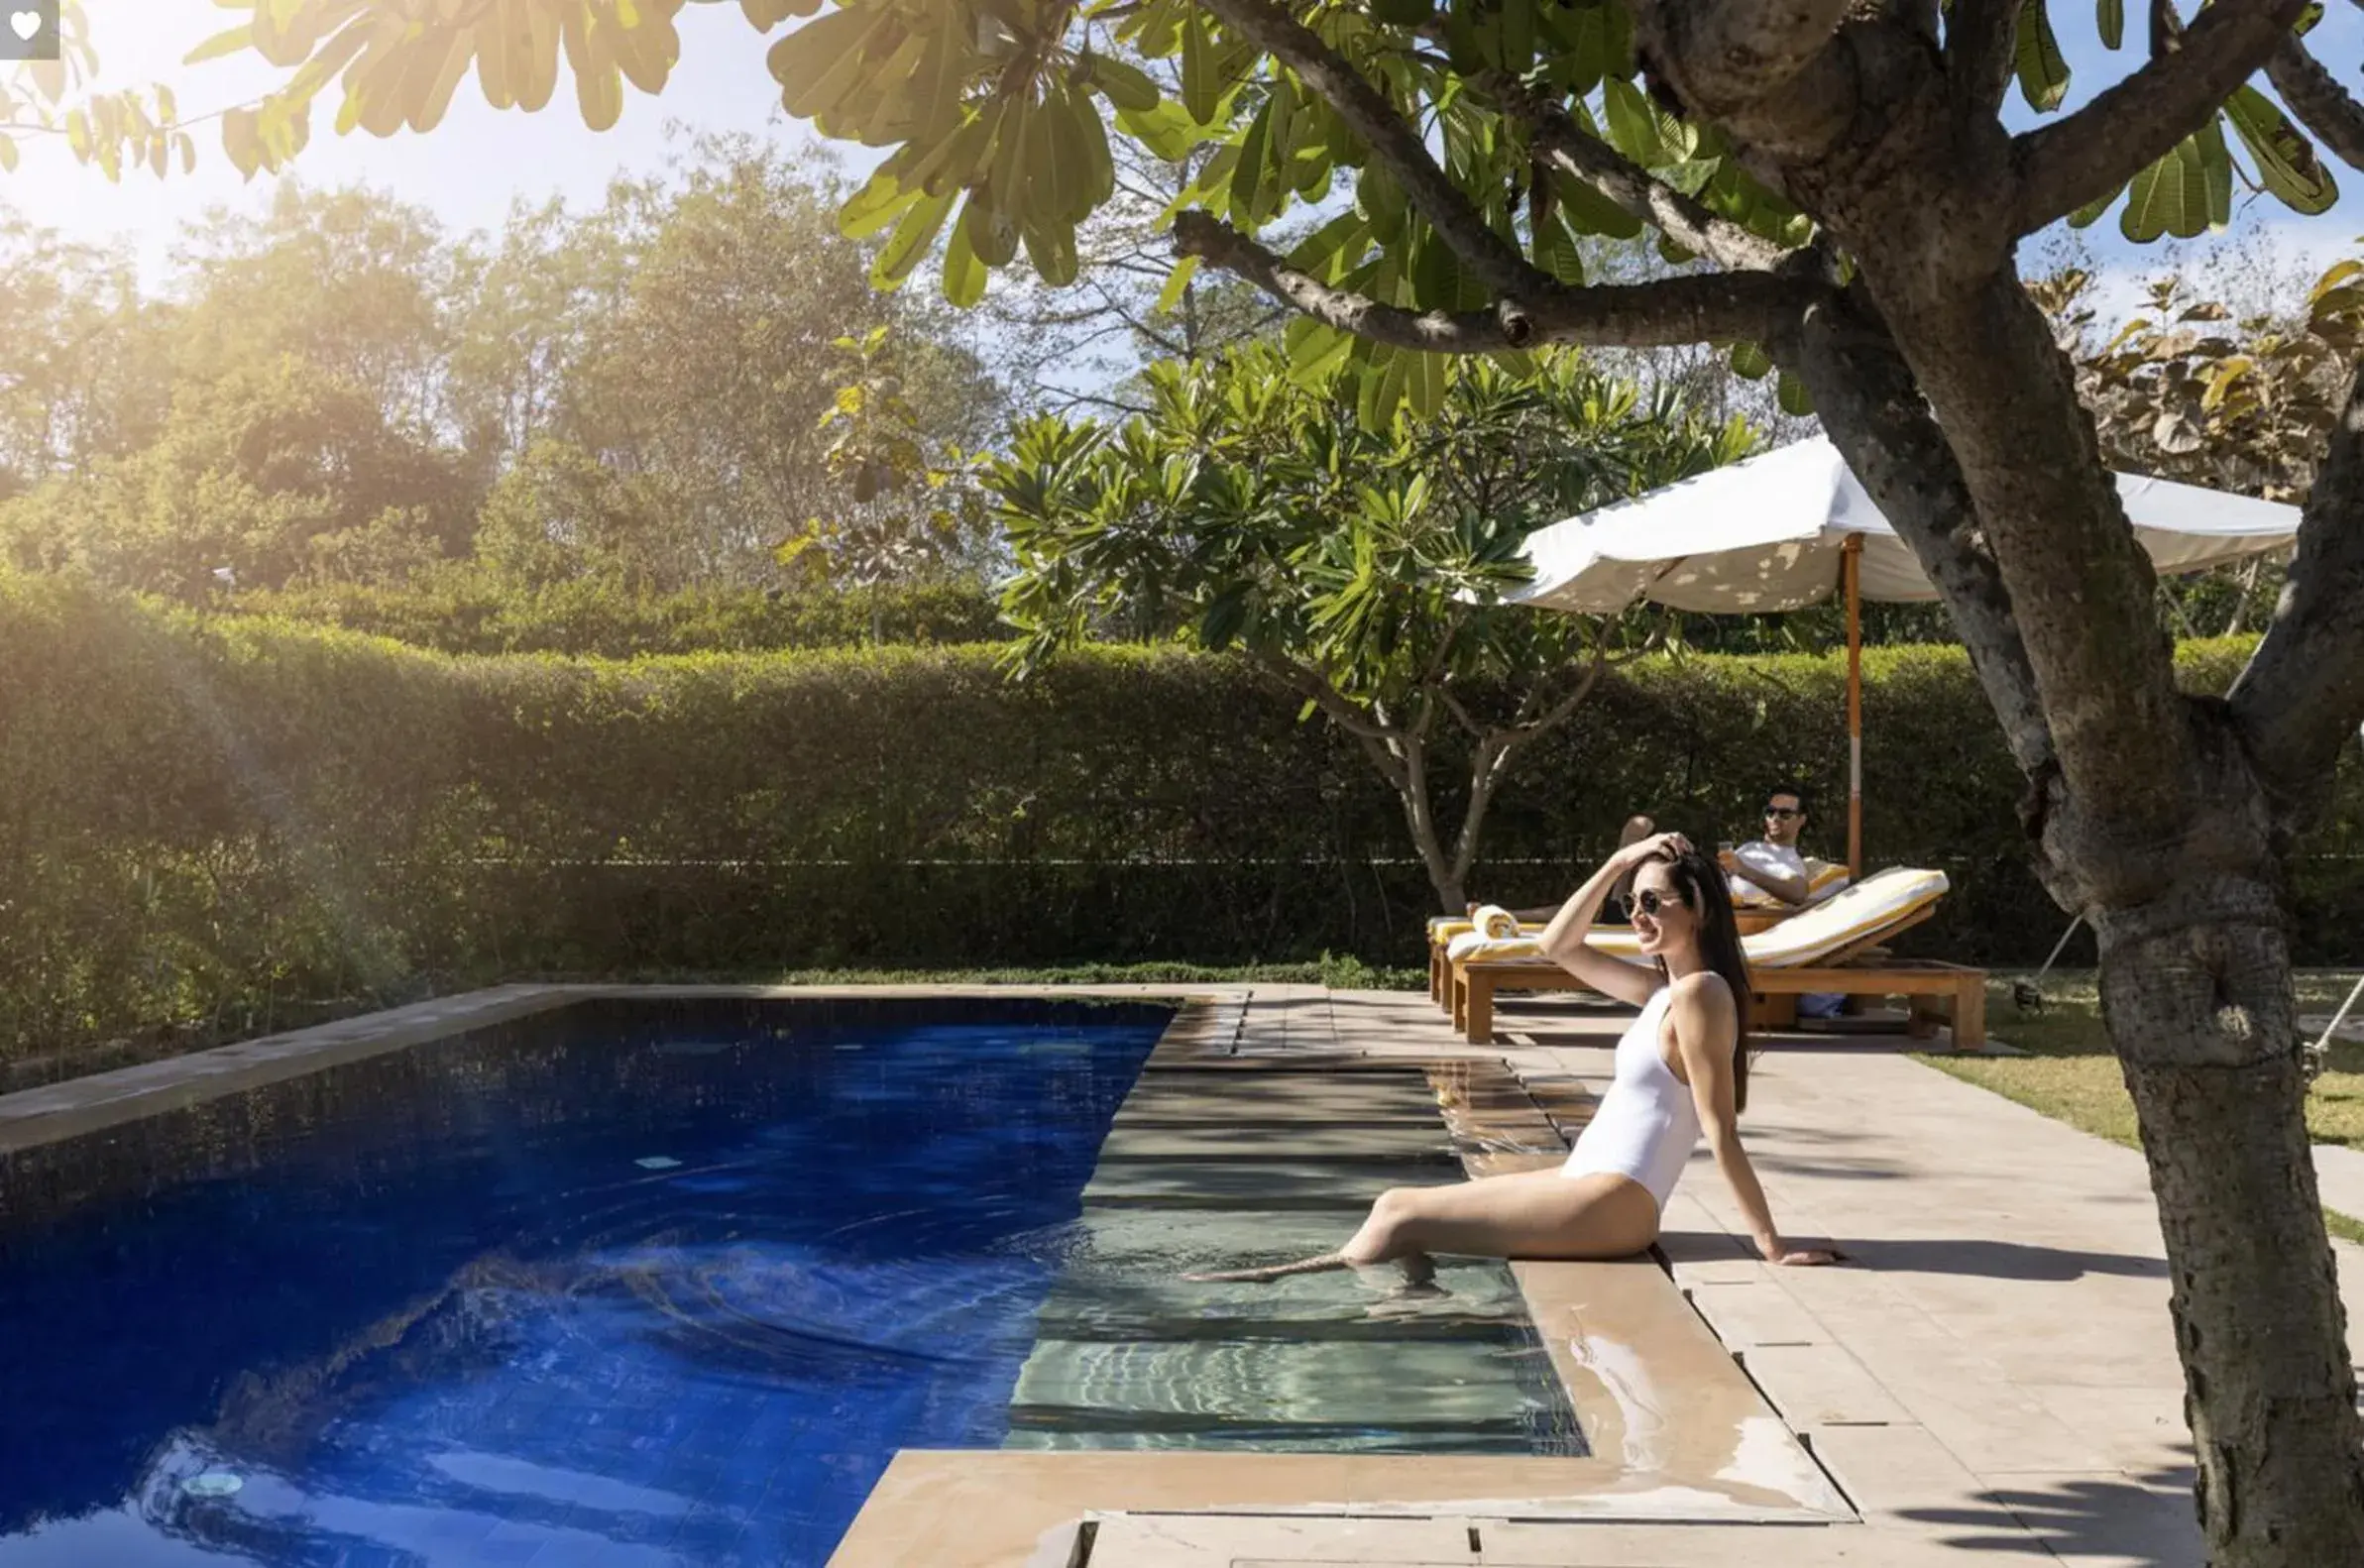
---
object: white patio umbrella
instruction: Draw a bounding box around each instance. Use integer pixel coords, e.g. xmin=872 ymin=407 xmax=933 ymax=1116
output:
xmin=1508 ymin=436 xmax=2302 ymax=877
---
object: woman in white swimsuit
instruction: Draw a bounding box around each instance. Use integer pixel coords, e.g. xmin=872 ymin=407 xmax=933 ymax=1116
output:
xmin=1190 ymin=832 xmax=1839 ymax=1284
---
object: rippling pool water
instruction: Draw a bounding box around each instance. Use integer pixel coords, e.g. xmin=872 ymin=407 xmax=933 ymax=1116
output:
xmin=0 ymin=996 xmax=1582 ymax=1568
xmin=0 ymin=998 xmax=1167 ymax=1567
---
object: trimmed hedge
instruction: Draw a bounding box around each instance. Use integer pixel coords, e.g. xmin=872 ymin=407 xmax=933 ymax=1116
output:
xmin=3 ymin=574 xmax=2358 ymax=1069
xmin=224 ymin=575 xmax=1012 ymax=656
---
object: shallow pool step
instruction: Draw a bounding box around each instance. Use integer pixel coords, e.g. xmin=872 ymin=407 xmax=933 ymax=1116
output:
xmin=1092 ymin=1121 xmax=1457 ymax=1163
xmin=1001 ymin=1335 xmax=1580 ymax=1455
xmin=1075 ymin=1156 xmax=1449 ymax=1210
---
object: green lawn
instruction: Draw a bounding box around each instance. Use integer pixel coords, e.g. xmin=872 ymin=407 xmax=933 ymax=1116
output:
xmin=1916 ymin=967 xmax=2364 ymax=1241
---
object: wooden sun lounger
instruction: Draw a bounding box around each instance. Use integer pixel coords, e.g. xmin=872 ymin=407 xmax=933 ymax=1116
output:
xmin=1447 ymin=904 xmax=1986 ymax=1050
xmin=1427 ymin=907 xmax=1791 ymax=1006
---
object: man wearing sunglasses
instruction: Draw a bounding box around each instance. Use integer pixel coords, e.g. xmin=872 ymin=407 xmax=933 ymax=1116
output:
xmin=1723 ymin=787 xmax=1816 ymax=907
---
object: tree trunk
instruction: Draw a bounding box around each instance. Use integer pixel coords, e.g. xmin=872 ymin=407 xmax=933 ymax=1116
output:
xmin=1393 ymin=730 xmax=1467 ymax=913
xmin=1826 ymin=233 xmax=2364 ymax=1566
xmin=2101 ymin=898 xmax=2364 ymax=1562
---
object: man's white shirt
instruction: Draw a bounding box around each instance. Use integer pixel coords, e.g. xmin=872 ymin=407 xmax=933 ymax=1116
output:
xmin=1728 ymin=840 xmax=1807 ymax=905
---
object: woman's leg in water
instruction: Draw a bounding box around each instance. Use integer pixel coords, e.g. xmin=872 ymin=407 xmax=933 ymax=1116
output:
xmin=1185 ymin=1170 xmax=1661 ymax=1284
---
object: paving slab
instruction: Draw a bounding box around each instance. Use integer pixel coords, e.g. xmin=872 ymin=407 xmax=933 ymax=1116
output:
xmin=2313 ymin=1141 xmax=2364 ymax=1223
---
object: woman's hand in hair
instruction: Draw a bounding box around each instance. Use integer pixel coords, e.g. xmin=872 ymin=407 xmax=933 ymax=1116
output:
xmin=1615 ymin=831 xmax=1691 ymax=869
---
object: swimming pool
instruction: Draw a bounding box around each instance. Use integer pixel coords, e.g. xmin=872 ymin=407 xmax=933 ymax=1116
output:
xmin=0 ymin=996 xmax=1575 ymax=1566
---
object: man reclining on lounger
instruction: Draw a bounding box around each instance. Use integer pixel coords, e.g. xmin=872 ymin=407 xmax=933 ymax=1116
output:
xmin=1480 ymin=786 xmax=1826 ymax=925
xmin=1723 ymin=783 xmax=1818 ymax=907
xmin=1724 ymin=783 xmax=1848 ymax=1020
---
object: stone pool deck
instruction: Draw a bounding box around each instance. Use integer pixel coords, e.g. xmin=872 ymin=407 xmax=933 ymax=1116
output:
xmin=974 ymin=983 xmax=2364 ymax=1568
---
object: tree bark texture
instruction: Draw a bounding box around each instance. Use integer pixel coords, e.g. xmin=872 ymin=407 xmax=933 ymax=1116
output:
xmin=2104 ymin=912 xmax=2364 ymax=1561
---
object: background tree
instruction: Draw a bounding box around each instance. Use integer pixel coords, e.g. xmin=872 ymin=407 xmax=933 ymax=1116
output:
xmin=0 ymin=217 xmax=169 ymax=501
xmin=0 ymin=136 xmax=1001 ymax=595
xmin=993 ymin=344 xmax=1749 ymax=909
xmin=976 ymin=108 xmax=1295 ymax=409
xmin=2034 ymin=250 xmax=2364 ymax=637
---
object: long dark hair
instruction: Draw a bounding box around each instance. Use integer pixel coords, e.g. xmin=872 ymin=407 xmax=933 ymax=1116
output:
xmin=1651 ymin=844 xmax=1754 ymax=1114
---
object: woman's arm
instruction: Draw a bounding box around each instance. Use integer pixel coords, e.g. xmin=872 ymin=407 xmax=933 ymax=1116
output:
xmin=1535 ymin=834 xmax=1684 ymax=1008
xmin=1669 ymin=976 xmax=1840 ymax=1267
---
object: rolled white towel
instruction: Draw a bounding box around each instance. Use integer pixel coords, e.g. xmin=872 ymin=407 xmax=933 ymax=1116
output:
xmin=1468 ymin=903 xmax=1520 ymax=941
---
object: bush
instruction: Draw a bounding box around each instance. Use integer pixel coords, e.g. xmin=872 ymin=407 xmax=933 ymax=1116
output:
xmin=3 ymin=575 xmax=2357 ymax=1070
xmin=226 ymin=571 xmax=1012 ymax=656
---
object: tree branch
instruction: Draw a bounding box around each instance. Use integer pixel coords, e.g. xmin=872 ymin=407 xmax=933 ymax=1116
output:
xmin=2264 ymin=34 xmax=2364 ymax=173
xmin=1192 ymin=0 xmax=1545 ymax=302
xmin=1489 ymin=73 xmax=1792 ymax=273
xmin=1946 ymin=0 xmax=2025 ymax=114
xmin=2012 ymin=0 xmax=2308 ymax=235
xmin=1251 ymin=647 xmax=1394 ymax=747
xmin=1172 ymin=211 xmax=1806 ymax=351
xmin=1438 ymin=685 xmax=1489 ymax=742
xmin=1774 ymin=287 xmax=2056 ymax=775
xmin=1517 ymin=640 xmax=1610 ymax=737
xmin=2228 ymin=357 xmax=2364 ymax=834
xmin=1646 ymin=0 xmax=1857 ymax=112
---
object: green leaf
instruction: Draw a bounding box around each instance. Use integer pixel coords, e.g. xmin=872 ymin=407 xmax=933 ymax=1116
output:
xmin=1359 ymin=344 xmax=1411 ymax=429
xmin=1025 ymin=85 xmax=1080 ymax=225
xmin=1355 ymin=161 xmax=1407 ymax=241
xmin=1407 ymin=349 xmax=1446 ymax=420
xmin=1155 ymin=254 xmax=1200 ymax=313
xmin=961 ymin=191 xmax=1020 ymax=267
xmin=742 ymin=0 xmax=820 ymax=28
xmin=1600 ymin=77 xmax=1662 ymax=166
xmin=1776 ymin=369 xmax=1814 ymax=417
xmin=1083 ymin=54 xmax=1159 ymax=113
xmin=769 ymin=5 xmax=893 ymax=119
xmin=2097 ymin=0 xmax=2123 ymax=49
xmin=2120 ymin=137 xmax=2216 ymax=242
xmin=0 ymin=137 xmax=17 ymax=174
xmin=1116 ymin=99 xmax=1195 ymax=161
xmin=2068 ymin=177 xmax=2124 ymax=228
xmin=1550 ymin=171 xmax=1643 ymax=240
xmin=1022 ymin=216 xmax=1079 ymax=285
xmin=1284 ymin=317 xmax=1353 ymax=381
xmin=2223 ymin=86 xmax=2337 ymax=215
xmin=941 ymin=198 xmax=989 ymax=306
xmin=1730 ymin=341 xmax=1773 ymax=381
xmin=1230 ymin=90 xmax=1272 ymax=224
xmin=1532 ymin=205 xmax=1586 ymax=284
xmin=2195 ymin=112 xmax=2232 ymax=230
xmin=1182 ymin=6 xmax=1220 ymax=125
xmin=2014 ymin=0 xmax=2070 ymax=113
xmin=870 ymin=185 xmax=957 ymax=289
xmin=840 ymin=169 xmax=923 ymax=237
xmin=183 ymin=24 xmax=255 ymax=64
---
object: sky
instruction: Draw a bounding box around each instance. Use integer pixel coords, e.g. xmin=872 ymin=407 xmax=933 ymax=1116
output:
xmin=4 ymin=1 xmax=2363 ymax=316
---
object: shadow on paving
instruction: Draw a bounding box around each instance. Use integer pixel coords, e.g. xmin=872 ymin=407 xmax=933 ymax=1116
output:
xmin=1901 ymin=1465 xmax=2199 ymax=1567
xmin=1657 ymin=1230 xmax=2168 ymax=1281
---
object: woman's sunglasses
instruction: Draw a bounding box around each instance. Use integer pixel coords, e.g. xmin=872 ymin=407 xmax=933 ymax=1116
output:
xmin=1633 ymin=888 xmax=1689 ymax=916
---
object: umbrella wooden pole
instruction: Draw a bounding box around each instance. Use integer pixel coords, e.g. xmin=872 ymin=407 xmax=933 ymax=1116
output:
xmin=1845 ymin=534 xmax=1863 ymax=882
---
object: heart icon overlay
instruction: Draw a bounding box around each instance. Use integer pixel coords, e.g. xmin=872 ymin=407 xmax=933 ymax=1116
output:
xmin=3 ymin=2 xmax=56 ymax=59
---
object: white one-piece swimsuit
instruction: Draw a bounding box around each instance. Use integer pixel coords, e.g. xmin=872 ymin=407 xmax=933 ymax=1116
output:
xmin=1559 ymin=988 xmax=1701 ymax=1211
